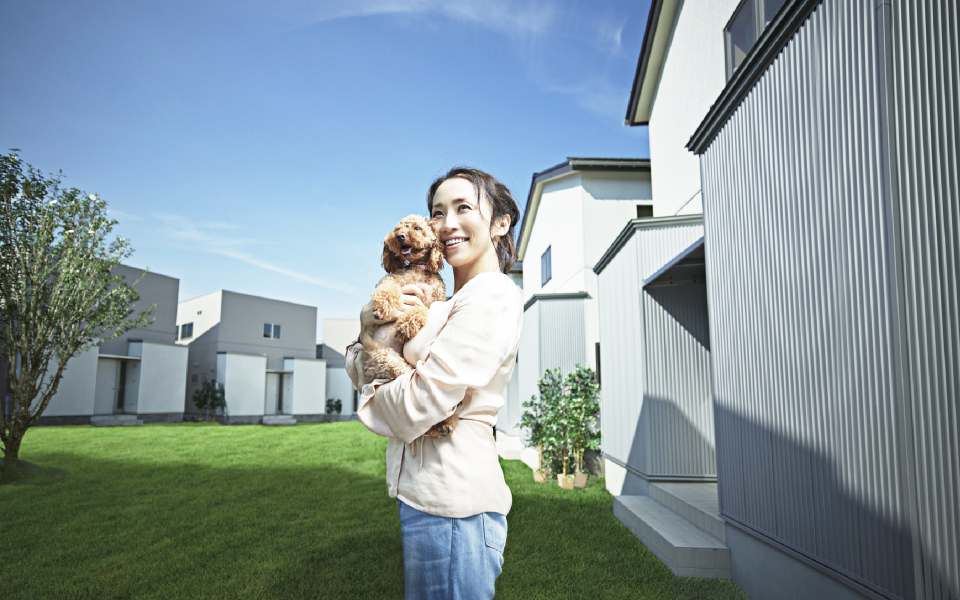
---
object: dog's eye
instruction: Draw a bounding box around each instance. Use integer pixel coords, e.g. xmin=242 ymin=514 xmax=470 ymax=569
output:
xmin=414 ymin=227 xmax=421 ymax=231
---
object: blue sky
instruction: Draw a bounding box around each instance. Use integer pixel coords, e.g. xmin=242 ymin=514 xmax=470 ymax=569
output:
xmin=1 ymin=0 xmax=651 ymax=342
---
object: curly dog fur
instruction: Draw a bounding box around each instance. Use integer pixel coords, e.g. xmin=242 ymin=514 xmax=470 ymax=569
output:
xmin=359 ymin=215 xmax=460 ymax=438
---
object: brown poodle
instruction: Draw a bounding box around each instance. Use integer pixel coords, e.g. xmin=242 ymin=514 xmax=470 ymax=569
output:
xmin=360 ymin=215 xmax=459 ymax=438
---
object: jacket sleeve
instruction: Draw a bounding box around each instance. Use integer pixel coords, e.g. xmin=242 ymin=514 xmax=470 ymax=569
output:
xmin=357 ymin=276 xmax=522 ymax=444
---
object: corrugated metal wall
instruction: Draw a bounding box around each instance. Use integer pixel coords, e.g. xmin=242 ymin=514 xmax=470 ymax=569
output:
xmin=598 ymin=234 xmax=646 ymax=468
xmin=695 ymin=0 xmax=960 ymax=596
xmin=596 ymin=220 xmax=705 ymax=476
xmin=537 ymin=298 xmax=587 ymax=375
xmin=892 ymin=1 xmax=960 ymax=598
xmin=643 ymin=283 xmax=714 ymax=477
xmin=517 ymin=302 xmax=540 ymax=445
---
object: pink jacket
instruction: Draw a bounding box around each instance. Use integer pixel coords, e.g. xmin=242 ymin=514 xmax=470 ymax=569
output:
xmin=345 ymin=272 xmax=523 ymax=518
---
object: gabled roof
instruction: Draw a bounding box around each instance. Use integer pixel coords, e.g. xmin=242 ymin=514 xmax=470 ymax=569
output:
xmin=625 ymin=0 xmax=681 ymax=126
xmin=517 ymin=157 xmax=651 ymax=261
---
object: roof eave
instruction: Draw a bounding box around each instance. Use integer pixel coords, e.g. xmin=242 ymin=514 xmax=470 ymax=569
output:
xmin=625 ymin=0 xmax=680 ymax=126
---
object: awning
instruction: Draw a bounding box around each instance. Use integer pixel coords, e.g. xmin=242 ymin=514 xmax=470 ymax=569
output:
xmin=644 ymin=237 xmax=705 ymax=287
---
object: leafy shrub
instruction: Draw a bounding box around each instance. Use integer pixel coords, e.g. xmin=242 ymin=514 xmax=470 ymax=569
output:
xmin=192 ymin=380 xmax=225 ymax=421
xmin=326 ymin=398 xmax=342 ymax=415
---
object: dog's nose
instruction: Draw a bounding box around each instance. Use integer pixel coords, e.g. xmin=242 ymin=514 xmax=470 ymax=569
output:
xmin=397 ymin=233 xmax=406 ymax=242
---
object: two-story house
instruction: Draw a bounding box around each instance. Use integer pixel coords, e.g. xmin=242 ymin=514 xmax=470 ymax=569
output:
xmin=597 ymin=1 xmax=958 ymax=599
xmin=176 ymin=290 xmax=325 ymax=424
xmin=32 ymin=265 xmax=189 ymax=426
xmin=498 ymin=158 xmax=652 ymax=458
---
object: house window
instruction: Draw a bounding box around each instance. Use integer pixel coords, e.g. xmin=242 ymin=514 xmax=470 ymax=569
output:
xmin=191 ymin=373 xmax=198 ymax=384
xmin=725 ymin=0 xmax=788 ymax=78
xmin=263 ymin=323 xmax=281 ymax=340
xmin=541 ymin=246 xmax=552 ymax=287
xmin=181 ymin=322 xmax=193 ymax=339
xmin=637 ymin=205 xmax=654 ymax=219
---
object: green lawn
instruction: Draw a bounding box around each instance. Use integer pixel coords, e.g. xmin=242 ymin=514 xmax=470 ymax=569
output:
xmin=1 ymin=422 xmax=749 ymax=599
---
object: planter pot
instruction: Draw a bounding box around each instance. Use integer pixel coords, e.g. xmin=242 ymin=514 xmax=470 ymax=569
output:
xmin=573 ymin=473 xmax=588 ymax=488
xmin=557 ymin=474 xmax=575 ymax=490
xmin=533 ymin=469 xmax=547 ymax=483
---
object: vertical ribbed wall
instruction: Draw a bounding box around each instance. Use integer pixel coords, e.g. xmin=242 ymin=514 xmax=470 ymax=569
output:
xmin=538 ymin=298 xmax=587 ymax=375
xmin=596 ymin=220 xmax=705 ymax=474
xmin=643 ymin=283 xmax=714 ymax=477
xmin=892 ymin=1 xmax=960 ymax=598
xmin=598 ymin=235 xmax=646 ymax=467
xmin=517 ymin=303 xmax=540 ymax=445
xmin=700 ymin=0 xmax=913 ymax=596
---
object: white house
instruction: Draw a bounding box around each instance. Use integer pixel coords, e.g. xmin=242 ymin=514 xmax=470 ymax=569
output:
xmin=500 ymin=158 xmax=653 ymax=460
xmin=29 ymin=265 xmax=189 ymax=426
xmin=176 ymin=290 xmax=325 ymax=424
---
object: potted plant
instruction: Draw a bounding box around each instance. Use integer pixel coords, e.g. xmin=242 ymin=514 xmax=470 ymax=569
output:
xmin=538 ymin=368 xmax=577 ymax=489
xmin=192 ymin=380 xmax=225 ymax=422
xmin=565 ymin=364 xmax=601 ymax=489
xmin=326 ymin=398 xmax=342 ymax=421
xmin=520 ymin=368 xmax=563 ymax=482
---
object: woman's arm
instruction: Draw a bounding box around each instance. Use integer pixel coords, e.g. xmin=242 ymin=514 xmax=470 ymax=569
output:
xmin=358 ymin=276 xmax=522 ymax=444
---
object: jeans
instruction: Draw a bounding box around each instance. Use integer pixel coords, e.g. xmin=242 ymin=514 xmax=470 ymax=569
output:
xmin=398 ymin=499 xmax=507 ymax=600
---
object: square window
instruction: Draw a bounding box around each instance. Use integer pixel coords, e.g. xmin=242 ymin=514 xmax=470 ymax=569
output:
xmin=263 ymin=323 xmax=272 ymax=338
xmin=637 ymin=205 xmax=654 ymax=219
xmin=181 ymin=323 xmax=193 ymax=339
xmin=541 ymin=246 xmax=552 ymax=287
xmin=273 ymin=324 xmax=281 ymax=340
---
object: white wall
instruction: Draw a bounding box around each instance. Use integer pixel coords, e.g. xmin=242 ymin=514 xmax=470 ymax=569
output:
xmin=284 ymin=358 xmax=326 ymax=416
xmin=131 ymin=341 xmax=188 ymax=414
xmin=648 ymin=0 xmax=739 ymax=216
xmin=323 ymin=320 xmax=360 ymax=357
xmin=176 ymin=291 xmax=223 ymax=346
xmin=325 ymin=367 xmax=355 ymax=414
xmin=522 ymin=174 xmax=587 ymax=300
xmin=41 ymin=347 xmax=99 ymax=416
xmin=219 ymin=353 xmax=267 ymax=417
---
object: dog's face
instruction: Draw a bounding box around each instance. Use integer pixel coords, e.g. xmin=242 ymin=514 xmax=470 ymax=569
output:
xmin=382 ymin=215 xmax=444 ymax=273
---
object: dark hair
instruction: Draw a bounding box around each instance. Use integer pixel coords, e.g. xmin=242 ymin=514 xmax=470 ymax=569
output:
xmin=426 ymin=167 xmax=521 ymax=273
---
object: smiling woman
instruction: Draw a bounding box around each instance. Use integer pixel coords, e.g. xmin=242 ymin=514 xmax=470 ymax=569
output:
xmin=346 ymin=167 xmax=524 ymax=600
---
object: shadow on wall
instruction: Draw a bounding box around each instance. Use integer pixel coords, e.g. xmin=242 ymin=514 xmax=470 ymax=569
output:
xmin=646 ymin=284 xmax=710 ymax=351
xmin=713 ymin=403 xmax=957 ymax=600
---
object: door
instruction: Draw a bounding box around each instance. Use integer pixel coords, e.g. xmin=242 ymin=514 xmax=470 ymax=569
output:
xmin=264 ymin=373 xmax=280 ymax=415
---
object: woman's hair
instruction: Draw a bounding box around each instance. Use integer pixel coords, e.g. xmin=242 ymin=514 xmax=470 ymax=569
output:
xmin=426 ymin=167 xmax=521 ymax=273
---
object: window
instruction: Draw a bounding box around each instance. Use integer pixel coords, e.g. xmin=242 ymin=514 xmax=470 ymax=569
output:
xmin=263 ymin=323 xmax=281 ymax=340
xmin=637 ymin=205 xmax=654 ymax=219
xmin=191 ymin=373 xmax=198 ymax=384
xmin=541 ymin=246 xmax=552 ymax=287
xmin=181 ymin=322 xmax=193 ymax=339
xmin=725 ymin=0 xmax=789 ymax=78
xmin=595 ymin=342 xmax=602 ymax=389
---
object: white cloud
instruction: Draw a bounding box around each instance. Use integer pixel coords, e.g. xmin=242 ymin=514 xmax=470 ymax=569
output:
xmin=155 ymin=213 xmax=361 ymax=296
xmin=107 ymin=209 xmax=145 ymax=222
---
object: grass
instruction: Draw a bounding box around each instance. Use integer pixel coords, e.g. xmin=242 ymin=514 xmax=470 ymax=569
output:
xmin=0 ymin=422 xmax=750 ymax=599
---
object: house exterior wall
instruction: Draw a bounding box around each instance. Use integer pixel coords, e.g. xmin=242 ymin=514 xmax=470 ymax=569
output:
xmin=523 ymin=174 xmax=587 ymax=299
xmin=37 ymin=347 xmax=99 ymax=417
xmin=175 ymin=291 xmax=223 ymax=346
xmin=100 ymin=265 xmax=180 ymax=355
xmin=218 ymin=291 xmax=316 ymax=371
xmin=595 ymin=217 xmax=704 ymax=495
xmin=129 ymin=341 xmax=188 ymax=415
xmin=325 ymin=368 xmax=355 ymax=415
xmin=647 ymin=0 xmax=738 ymax=217
xmin=514 ymin=302 xmax=540 ymax=441
xmin=283 ymin=358 xmax=326 ymax=416
xmin=695 ymin=0 xmax=959 ymax=597
xmin=216 ymin=352 xmax=266 ymax=419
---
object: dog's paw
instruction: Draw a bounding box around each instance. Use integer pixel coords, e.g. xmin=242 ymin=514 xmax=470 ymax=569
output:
xmin=426 ymin=415 xmax=459 ymax=438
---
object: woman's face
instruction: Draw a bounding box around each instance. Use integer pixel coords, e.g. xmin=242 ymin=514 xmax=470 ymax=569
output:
xmin=430 ymin=177 xmax=500 ymax=271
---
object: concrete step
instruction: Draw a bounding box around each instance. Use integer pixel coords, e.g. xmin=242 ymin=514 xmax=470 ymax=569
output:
xmin=614 ymin=495 xmax=731 ymax=579
xmin=90 ymin=415 xmax=143 ymax=427
xmin=262 ymin=415 xmax=297 ymax=426
xmin=649 ymin=482 xmax=726 ymax=542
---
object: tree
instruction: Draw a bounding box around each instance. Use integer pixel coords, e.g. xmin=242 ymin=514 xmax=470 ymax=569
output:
xmin=0 ymin=151 xmax=154 ymax=476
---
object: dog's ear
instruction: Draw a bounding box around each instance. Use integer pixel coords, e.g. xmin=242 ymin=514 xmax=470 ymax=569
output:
xmin=382 ymin=241 xmax=406 ymax=273
xmin=428 ymin=219 xmax=445 ymax=273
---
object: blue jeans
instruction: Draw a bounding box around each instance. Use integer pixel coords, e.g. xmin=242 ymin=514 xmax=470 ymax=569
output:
xmin=398 ymin=500 xmax=507 ymax=600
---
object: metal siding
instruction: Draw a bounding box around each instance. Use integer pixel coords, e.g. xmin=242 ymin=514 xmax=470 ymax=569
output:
xmin=517 ymin=303 xmax=540 ymax=445
xmin=598 ymin=235 xmax=645 ymax=468
xmin=892 ymin=1 xmax=960 ymax=598
xmin=643 ymin=283 xmax=715 ymax=477
xmin=596 ymin=223 xmax=706 ymax=475
xmin=700 ymin=0 xmax=914 ymax=596
xmin=538 ymin=298 xmax=587 ymax=376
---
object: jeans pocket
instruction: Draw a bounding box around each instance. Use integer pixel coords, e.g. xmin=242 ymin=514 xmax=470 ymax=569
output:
xmin=482 ymin=512 xmax=507 ymax=554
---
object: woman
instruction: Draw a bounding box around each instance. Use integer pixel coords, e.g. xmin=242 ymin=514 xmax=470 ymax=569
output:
xmin=345 ymin=167 xmax=523 ymax=600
